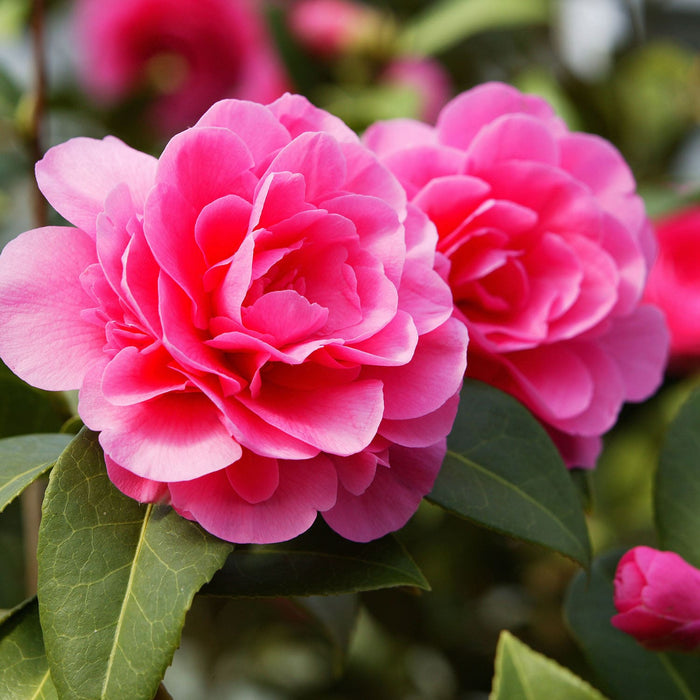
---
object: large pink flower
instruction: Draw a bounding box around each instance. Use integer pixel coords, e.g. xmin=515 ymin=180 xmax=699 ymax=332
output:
xmin=74 ymin=0 xmax=289 ymax=133
xmin=612 ymin=546 xmax=700 ymax=652
xmin=644 ymin=205 xmax=700 ymax=370
xmin=364 ymin=81 xmax=669 ymax=467
xmin=0 ymin=95 xmax=467 ymax=544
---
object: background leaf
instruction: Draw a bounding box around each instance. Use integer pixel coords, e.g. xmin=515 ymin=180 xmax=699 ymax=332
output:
xmin=429 ymin=380 xmax=591 ymax=566
xmin=0 ymin=433 xmax=72 ymax=512
xmin=37 ymin=429 xmax=232 ymax=700
xmin=398 ymin=0 xmax=549 ymax=56
xmin=0 ymin=598 xmax=57 ymax=700
xmin=564 ymin=551 xmax=700 ymax=700
xmin=201 ymin=521 xmax=429 ymax=598
xmin=490 ymin=630 xmax=607 ymax=700
xmin=655 ymin=387 xmax=700 ymax=568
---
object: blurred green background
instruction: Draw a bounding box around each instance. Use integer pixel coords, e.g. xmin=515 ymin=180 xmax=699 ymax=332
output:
xmin=2 ymin=0 xmax=700 ymax=697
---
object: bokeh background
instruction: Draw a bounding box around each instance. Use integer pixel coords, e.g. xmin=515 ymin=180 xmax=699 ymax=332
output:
xmin=1 ymin=1 xmax=700 ymax=697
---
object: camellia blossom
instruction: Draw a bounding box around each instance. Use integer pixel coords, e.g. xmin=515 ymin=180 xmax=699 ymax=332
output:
xmin=644 ymin=205 xmax=700 ymax=369
xmin=0 ymin=95 xmax=468 ymax=544
xmin=73 ymin=0 xmax=289 ymax=133
xmin=612 ymin=546 xmax=700 ymax=652
xmin=364 ymin=81 xmax=669 ymax=467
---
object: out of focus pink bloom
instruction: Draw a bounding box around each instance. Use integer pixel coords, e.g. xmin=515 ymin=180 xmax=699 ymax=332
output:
xmin=74 ymin=0 xmax=289 ymax=133
xmin=288 ymin=0 xmax=382 ymax=57
xmin=365 ymin=82 xmax=669 ymax=468
xmin=644 ymin=205 xmax=700 ymax=369
xmin=380 ymin=57 xmax=452 ymax=123
xmin=612 ymin=546 xmax=700 ymax=652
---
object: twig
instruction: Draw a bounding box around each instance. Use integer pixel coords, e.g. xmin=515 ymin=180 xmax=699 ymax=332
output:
xmin=21 ymin=0 xmax=48 ymax=598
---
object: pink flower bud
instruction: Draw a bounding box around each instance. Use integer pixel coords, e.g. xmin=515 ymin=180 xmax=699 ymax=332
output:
xmin=612 ymin=546 xmax=700 ymax=652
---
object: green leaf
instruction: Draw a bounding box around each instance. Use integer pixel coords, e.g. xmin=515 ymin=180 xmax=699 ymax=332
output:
xmin=565 ymin=551 xmax=700 ymax=700
xmin=0 ymin=433 xmax=72 ymax=512
xmin=398 ymin=0 xmax=549 ymax=56
xmin=429 ymin=380 xmax=591 ymax=566
xmin=0 ymin=598 xmax=57 ymax=700
xmin=655 ymin=387 xmax=700 ymax=568
xmin=491 ymin=630 xmax=607 ymax=700
xmin=202 ymin=520 xmax=429 ymax=597
xmin=37 ymin=429 xmax=232 ymax=700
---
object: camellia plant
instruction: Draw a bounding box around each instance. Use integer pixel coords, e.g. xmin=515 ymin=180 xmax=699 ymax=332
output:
xmin=1 ymin=1 xmax=700 ymax=699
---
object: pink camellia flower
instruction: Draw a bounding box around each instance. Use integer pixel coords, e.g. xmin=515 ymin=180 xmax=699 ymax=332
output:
xmin=612 ymin=546 xmax=700 ymax=652
xmin=364 ymin=81 xmax=669 ymax=467
xmin=74 ymin=0 xmax=289 ymax=133
xmin=0 ymin=95 xmax=468 ymax=544
xmin=644 ymin=205 xmax=700 ymax=369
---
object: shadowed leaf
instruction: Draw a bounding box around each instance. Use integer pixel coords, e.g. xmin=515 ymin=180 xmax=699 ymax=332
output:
xmin=202 ymin=520 xmax=429 ymax=597
xmin=430 ymin=381 xmax=591 ymax=566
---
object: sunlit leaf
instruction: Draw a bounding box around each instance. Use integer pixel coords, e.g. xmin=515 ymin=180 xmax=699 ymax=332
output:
xmin=655 ymin=387 xmax=700 ymax=568
xmin=490 ymin=630 xmax=607 ymax=699
xmin=429 ymin=380 xmax=591 ymax=566
xmin=398 ymin=0 xmax=548 ymax=56
xmin=0 ymin=433 xmax=72 ymax=512
xmin=202 ymin=521 xmax=429 ymax=597
xmin=37 ymin=429 xmax=232 ymax=700
xmin=565 ymin=551 xmax=700 ymax=700
xmin=0 ymin=598 xmax=57 ymax=700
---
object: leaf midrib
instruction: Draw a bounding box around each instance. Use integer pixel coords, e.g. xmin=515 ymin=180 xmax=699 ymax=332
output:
xmin=443 ymin=449 xmax=585 ymax=555
xmin=100 ymin=503 xmax=153 ymax=698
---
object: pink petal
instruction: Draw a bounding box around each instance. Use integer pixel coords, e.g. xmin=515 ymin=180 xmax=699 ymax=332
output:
xmin=398 ymin=260 xmax=456 ymax=335
xmin=0 ymin=226 xmax=105 ymax=390
xmin=195 ymin=100 xmax=290 ymax=162
xmin=597 ymin=305 xmax=669 ymax=402
xmin=101 ymin=345 xmax=189 ymax=405
xmin=226 ymin=450 xmax=279 ymax=504
xmin=379 ymin=392 xmax=460 ymax=448
xmin=436 ymin=82 xmax=557 ymax=151
xmin=363 ymin=118 xmax=437 ymax=158
xmin=331 ymin=451 xmax=378 ymax=496
xmin=263 ymin=132 xmax=347 ymax=204
xmin=466 ymin=113 xmax=560 ymax=170
xmin=250 ymin=171 xmax=312 ymax=231
xmin=105 ymin=455 xmax=170 ymax=503
xmin=195 ymin=194 xmax=252 ymax=267
xmin=36 ymin=136 xmax=157 ymax=237
xmin=80 ymin=364 xmax=241 ymax=481
xmin=369 ymin=317 xmax=468 ymax=420
xmin=268 ymin=92 xmax=358 ymax=143
xmin=169 ymin=453 xmax=338 ymax=543
xmin=156 ymin=126 xmax=257 ymax=211
xmin=323 ymin=442 xmax=444 ymax=541
xmin=242 ymin=290 xmax=329 ymax=345
xmin=238 ymin=379 xmax=384 ymax=456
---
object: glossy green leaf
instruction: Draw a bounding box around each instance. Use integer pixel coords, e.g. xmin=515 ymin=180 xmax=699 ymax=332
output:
xmin=0 ymin=599 xmax=57 ymax=700
xmin=655 ymin=387 xmax=700 ymax=568
xmin=0 ymin=433 xmax=72 ymax=512
xmin=37 ymin=429 xmax=232 ymax=700
xmin=565 ymin=551 xmax=700 ymax=700
xmin=429 ymin=381 xmax=591 ymax=566
xmin=491 ymin=630 xmax=607 ymax=700
xmin=202 ymin=521 xmax=429 ymax=597
xmin=398 ymin=0 xmax=548 ymax=56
